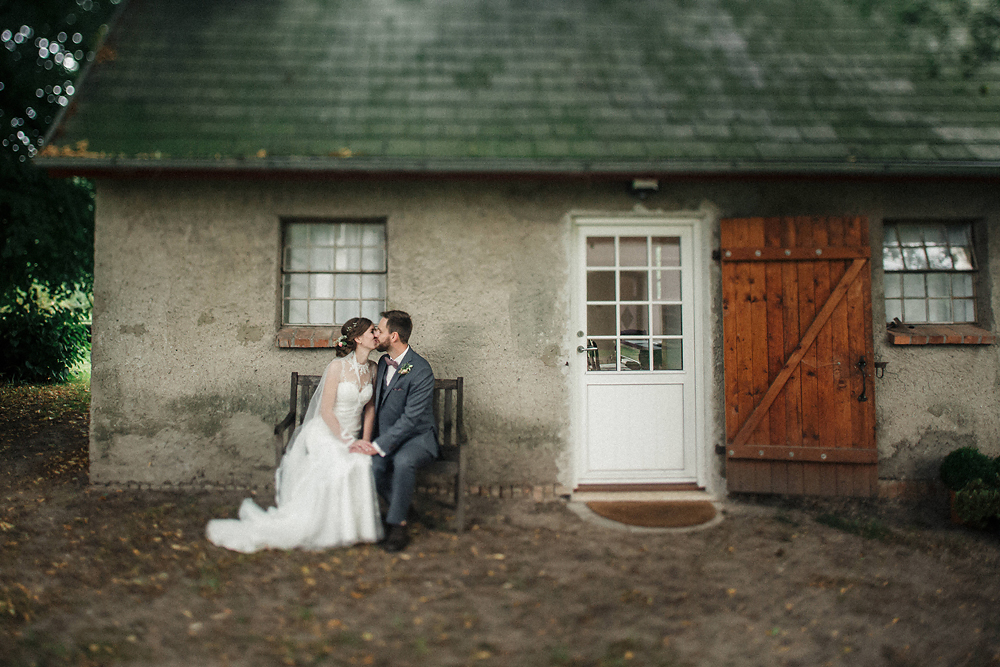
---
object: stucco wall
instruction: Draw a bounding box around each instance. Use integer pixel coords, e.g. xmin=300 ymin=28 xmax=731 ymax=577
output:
xmin=90 ymin=176 xmax=1000 ymax=492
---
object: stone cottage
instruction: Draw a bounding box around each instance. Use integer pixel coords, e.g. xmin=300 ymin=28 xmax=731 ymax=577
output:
xmin=38 ymin=0 xmax=1000 ymax=499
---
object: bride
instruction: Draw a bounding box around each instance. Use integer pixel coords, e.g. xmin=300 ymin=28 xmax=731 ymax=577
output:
xmin=206 ymin=317 xmax=384 ymax=552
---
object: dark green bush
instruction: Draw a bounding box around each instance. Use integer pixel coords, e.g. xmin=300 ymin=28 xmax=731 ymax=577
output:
xmin=0 ymin=292 xmax=90 ymax=384
xmin=953 ymin=479 xmax=1000 ymax=528
xmin=939 ymin=446 xmax=996 ymax=492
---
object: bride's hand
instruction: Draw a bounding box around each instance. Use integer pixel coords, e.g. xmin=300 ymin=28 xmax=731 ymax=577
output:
xmin=349 ymin=439 xmax=377 ymax=455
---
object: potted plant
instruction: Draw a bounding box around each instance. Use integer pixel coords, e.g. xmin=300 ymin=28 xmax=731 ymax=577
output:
xmin=939 ymin=446 xmax=1000 ymax=527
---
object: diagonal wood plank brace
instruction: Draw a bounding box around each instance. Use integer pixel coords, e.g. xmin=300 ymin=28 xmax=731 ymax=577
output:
xmin=728 ymin=257 xmax=868 ymax=449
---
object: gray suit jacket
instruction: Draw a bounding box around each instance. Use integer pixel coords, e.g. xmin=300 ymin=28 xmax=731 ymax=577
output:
xmin=374 ymin=348 xmax=438 ymax=458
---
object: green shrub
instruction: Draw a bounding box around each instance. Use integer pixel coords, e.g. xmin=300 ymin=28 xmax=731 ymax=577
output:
xmin=939 ymin=446 xmax=996 ymax=492
xmin=953 ymin=479 xmax=1000 ymax=528
xmin=0 ymin=292 xmax=90 ymax=384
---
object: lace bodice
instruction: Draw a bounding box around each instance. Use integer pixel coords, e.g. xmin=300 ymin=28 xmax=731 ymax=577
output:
xmin=329 ymin=352 xmax=375 ymax=440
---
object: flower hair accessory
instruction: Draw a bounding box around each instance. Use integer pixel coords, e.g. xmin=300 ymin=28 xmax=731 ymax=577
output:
xmin=334 ymin=334 xmax=348 ymax=348
xmin=398 ymin=363 xmax=413 ymax=375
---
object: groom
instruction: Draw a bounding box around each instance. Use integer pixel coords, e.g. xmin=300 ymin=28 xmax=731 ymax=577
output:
xmin=350 ymin=310 xmax=437 ymax=552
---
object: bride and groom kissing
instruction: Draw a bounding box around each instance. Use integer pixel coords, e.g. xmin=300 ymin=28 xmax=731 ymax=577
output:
xmin=206 ymin=310 xmax=437 ymax=554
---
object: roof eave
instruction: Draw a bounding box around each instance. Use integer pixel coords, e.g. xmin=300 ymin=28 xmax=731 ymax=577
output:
xmin=32 ymin=156 xmax=1000 ymax=180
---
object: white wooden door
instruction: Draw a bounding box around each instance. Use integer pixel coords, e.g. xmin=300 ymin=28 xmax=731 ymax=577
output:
xmin=574 ymin=220 xmax=700 ymax=485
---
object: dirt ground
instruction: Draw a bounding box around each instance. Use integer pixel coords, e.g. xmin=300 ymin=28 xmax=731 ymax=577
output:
xmin=2 ymin=382 xmax=999 ymax=667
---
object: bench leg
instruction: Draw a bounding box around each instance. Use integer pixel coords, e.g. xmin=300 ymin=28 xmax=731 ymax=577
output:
xmin=454 ymin=457 xmax=466 ymax=533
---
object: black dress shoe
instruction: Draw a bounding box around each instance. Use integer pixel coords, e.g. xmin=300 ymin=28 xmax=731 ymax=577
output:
xmin=382 ymin=523 xmax=409 ymax=553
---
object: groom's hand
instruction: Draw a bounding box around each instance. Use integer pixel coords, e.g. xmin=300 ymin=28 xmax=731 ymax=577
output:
xmin=349 ymin=440 xmax=378 ymax=456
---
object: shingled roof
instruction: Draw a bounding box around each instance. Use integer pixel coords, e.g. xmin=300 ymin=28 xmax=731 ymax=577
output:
xmin=37 ymin=0 xmax=1000 ymax=176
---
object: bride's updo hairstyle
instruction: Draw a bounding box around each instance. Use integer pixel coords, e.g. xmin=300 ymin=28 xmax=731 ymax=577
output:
xmin=334 ymin=317 xmax=373 ymax=357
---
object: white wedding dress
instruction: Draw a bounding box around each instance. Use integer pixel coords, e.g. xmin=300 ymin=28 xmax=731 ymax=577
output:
xmin=206 ymin=352 xmax=383 ymax=552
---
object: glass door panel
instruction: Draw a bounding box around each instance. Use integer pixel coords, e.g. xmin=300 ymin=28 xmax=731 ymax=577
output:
xmin=585 ymin=235 xmax=683 ymax=372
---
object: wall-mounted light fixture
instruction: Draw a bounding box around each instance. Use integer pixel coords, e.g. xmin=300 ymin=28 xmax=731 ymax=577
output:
xmin=631 ymin=178 xmax=659 ymax=200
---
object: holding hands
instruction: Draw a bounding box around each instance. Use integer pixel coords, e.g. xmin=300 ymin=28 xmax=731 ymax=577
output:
xmin=349 ymin=439 xmax=378 ymax=456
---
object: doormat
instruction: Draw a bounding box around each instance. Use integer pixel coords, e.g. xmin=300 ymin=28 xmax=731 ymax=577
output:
xmin=585 ymin=501 xmax=717 ymax=528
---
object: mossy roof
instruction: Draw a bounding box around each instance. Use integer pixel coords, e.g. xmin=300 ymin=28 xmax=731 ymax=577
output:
xmin=37 ymin=0 xmax=1000 ymax=176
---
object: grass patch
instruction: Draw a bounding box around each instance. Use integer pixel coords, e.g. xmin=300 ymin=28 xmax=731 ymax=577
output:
xmin=815 ymin=513 xmax=891 ymax=541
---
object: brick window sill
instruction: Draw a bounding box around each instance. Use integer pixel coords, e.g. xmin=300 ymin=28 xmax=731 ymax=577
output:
xmin=276 ymin=327 xmax=339 ymax=349
xmin=886 ymin=323 xmax=995 ymax=345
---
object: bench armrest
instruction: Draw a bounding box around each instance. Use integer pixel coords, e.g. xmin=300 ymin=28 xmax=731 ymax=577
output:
xmin=274 ymin=411 xmax=296 ymax=436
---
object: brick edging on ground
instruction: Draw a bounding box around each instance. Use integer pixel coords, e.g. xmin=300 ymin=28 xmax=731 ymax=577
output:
xmin=85 ymin=479 xmax=947 ymax=502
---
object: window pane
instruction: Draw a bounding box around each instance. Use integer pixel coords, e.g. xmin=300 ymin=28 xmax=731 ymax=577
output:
xmin=309 ymin=300 xmax=334 ymax=325
xmin=311 ymin=224 xmax=335 ymax=246
xmin=361 ymin=300 xmax=382 ymax=322
xmin=284 ymin=273 xmax=308 ymax=298
xmin=586 ymin=339 xmax=617 ymax=371
xmin=948 ymin=225 xmax=970 ymax=246
xmin=651 ymin=304 xmax=682 ymax=335
xmin=619 ymin=271 xmax=648 ymax=301
xmin=361 ymin=225 xmax=385 ymax=247
xmin=902 ymin=247 xmax=928 ymax=270
xmin=653 ymin=339 xmax=683 ymax=371
xmin=361 ymin=274 xmax=385 ymax=299
xmin=885 ymin=299 xmax=902 ymax=322
xmin=336 ymin=248 xmax=361 ymax=271
xmin=884 ymin=274 xmax=901 ymax=299
xmin=902 ymin=274 xmax=925 ymax=297
xmin=904 ymin=299 xmax=926 ymax=322
xmin=882 ymin=247 xmax=904 ymax=271
xmin=953 ymin=299 xmax=976 ymax=322
xmin=950 ymin=247 xmax=974 ymax=271
xmin=883 ymin=226 xmax=900 ymax=246
xmin=286 ymin=247 xmax=309 ymax=271
xmin=651 ymin=237 xmax=681 ymax=267
xmin=923 ymin=225 xmax=946 ymax=246
xmin=925 ymin=273 xmax=949 ymax=298
xmin=335 ymin=300 xmax=357 ymax=324
xmin=619 ymin=304 xmax=648 ymax=334
xmin=926 ymin=246 xmax=953 ymax=270
xmin=587 ymin=305 xmax=616 ymax=336
xmin=361 ymin=248 xmax=385 ymax=271
xmin=335 ymin=273 xmax=361 ymax=298
xmin=586 ymin=237 xmax=614 ymax=267
xmin=337 ymin=224 xmax=362 ymax=247
xmin=927 ymin=299 xmax=951 ymax=323
xmin=587 ymin=271 xmax=615 ymax=302
xmin=286 ymin=224 xmax=309 ymax=245
xmin=311 ymin=247 xmax=334 ymax=271
xmin=286 ymin=299 xmax=308 ymax=324
xmin=953 ymin=273 xmax=973 ymax=298
xmin=619 ymin=237 xmax=648 ymax=266
xmin=620 ymin=339 xmax=650 ymax=371
xmin=651 ymin=269 xmax=681 ymax=301
xmin=897 ymin=225 xmax=922 ymax=246
xmin=310 ymin=273 xmax=334 ymax=299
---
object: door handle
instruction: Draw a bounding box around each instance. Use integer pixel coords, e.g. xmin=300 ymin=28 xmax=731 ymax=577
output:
xmin=857 ymin=357 xmax=868 ymax=402
xmin=577 ymin=345 xmax=598 ymax=353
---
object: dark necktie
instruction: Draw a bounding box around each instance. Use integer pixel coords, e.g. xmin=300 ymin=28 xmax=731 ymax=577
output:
xmin=386 ymin=358 xmax=399 ymax=369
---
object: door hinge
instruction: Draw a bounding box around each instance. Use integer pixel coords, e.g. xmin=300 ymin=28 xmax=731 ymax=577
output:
xmin=715 ymin=444 xmax=727 ymax=456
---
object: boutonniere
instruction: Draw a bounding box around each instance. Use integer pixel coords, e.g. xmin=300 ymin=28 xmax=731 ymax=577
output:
xmin=398 ymin=363 xmax=413 ymax=375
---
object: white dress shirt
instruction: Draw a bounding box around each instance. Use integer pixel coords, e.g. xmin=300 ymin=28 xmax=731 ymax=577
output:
xmin=372 ymin=347 xmax=409 ymax=457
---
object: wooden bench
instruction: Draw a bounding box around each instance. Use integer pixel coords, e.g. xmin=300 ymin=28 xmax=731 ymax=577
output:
xmin=274 ymin=373 xmax=467 ymax=532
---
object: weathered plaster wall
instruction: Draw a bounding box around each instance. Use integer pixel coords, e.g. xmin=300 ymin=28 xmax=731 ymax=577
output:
xmin=91 ymin=176 xmax=1000 ymax=491
xmin=91 ymin=178 xmax=648 ymax=488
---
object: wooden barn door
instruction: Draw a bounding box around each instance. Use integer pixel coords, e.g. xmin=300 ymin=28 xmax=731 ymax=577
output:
xmin=721 ymin=217 xmax=877 ymax=497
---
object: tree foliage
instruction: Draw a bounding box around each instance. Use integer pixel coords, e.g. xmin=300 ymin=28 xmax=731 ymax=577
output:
xmin=848 ymin=0 xmax=1000 ymax=80
xmin=0 ymin=151 xmax=95 ymax=383
xmin=1 ymin=0 xmax=121 ymax=160
xmin=0 ymin=0 xmax=117 ymax=382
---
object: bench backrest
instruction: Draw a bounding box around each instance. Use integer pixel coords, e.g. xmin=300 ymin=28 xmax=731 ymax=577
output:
xmin=284 ymin=373 xmax=466 ymax=455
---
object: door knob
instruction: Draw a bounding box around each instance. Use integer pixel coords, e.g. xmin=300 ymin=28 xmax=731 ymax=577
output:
xmin=577 ymin=345 xmax=598 ymax=353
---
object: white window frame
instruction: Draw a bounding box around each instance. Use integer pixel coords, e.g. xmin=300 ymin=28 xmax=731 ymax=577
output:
xmin=883 ymin=220 xmax=977 ymax=325
xmin=281 ymin=218 xmax=387 ymax=326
